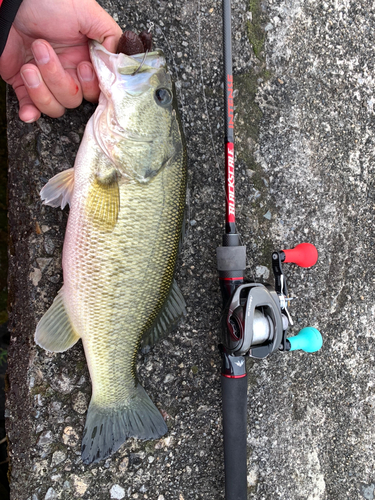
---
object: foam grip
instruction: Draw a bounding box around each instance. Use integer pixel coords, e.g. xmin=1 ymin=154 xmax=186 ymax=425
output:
xmin=282 ymin=243 xmax=318 ymax=268
xmin=221 ymin=375 xmax=248 ymax=500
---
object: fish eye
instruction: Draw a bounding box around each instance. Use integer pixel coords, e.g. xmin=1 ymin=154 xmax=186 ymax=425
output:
xmin=155 ymin=88 xmax=173 ymax=107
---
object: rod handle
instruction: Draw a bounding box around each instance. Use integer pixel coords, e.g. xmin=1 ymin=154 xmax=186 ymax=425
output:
xmin=221 ymin=372 xmax=248 ymax=500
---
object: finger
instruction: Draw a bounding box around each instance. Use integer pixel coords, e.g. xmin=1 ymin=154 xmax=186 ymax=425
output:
xmin=13 ymin=80 xmax=41 ymax=123
xmin=20 ymin=64 xmax=66 ymax=118
xmin=77 ymin=62 xmax=100 ymax=103
xmin=80 ymin=1 xmax=122 ymax=53
xmin=31 ymin=40 xmax=83 ymax=109
xmin=100 ymin=32 xmax=122 ymax=54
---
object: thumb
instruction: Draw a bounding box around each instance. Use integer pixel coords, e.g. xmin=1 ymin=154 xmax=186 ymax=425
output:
xmin=80 ymin=0 xmax=122 ymax=53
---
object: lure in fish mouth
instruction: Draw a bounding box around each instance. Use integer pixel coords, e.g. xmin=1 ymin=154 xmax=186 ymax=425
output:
xmin=35 ymin=31 xmax=187 ymax=464
xmin=116 ymin=29 xmax=153 ymax=55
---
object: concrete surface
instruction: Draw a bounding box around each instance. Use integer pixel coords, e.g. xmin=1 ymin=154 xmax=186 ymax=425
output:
xmin=5 ymin=0 xmax=375 ymax=499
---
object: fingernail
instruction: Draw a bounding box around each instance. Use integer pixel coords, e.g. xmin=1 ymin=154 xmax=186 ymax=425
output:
xmin=21 ymin=68 xmax=41 ymax=88
xmin=32 ymin=41 xmax=50 ymax=65
xmin=78 ymin=63 xmax=94 ymax=82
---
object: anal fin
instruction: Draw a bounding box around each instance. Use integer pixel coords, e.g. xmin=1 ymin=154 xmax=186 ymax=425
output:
xmin=35 ymin=287 xmax=80 ymax=352
xmin=142 ymin=279 xmax=186 ymax=349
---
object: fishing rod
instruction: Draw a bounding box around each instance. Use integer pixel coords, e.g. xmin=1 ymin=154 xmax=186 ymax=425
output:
xmin=216 ymin=1 xmax=323 ymax=499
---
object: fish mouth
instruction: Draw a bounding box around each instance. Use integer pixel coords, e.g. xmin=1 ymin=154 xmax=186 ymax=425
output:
xmin=90 ymin=40 xmax=174 ymax=176
xmin=90 ymin=41 xmax=165 ymax=145
xmin=89 ymin=40 xmax=167 ymax=76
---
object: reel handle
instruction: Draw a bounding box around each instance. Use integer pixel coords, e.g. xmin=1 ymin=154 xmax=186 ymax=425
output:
xmin=287 ymin=327 xmax=323 ymax=353
xmin=282 ymin=243 xmax=318 ymax=268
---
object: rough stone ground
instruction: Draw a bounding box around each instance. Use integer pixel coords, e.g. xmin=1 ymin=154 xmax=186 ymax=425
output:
xmin=5 ymin=0 xmax=375 ymax=499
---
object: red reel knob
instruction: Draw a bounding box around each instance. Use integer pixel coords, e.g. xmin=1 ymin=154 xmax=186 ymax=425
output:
xmin=282 ymin=243 xmax=318 ymax=268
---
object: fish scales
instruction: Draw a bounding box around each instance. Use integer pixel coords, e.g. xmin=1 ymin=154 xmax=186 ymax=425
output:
xmin=66 ymin=122 xmax=185 ymax=405
xmin=35 ymin=43 xmax=187 ymax=464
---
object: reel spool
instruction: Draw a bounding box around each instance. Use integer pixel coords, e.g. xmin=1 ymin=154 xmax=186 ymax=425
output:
xmin=222 ymin=283 xmax=284 ymax=359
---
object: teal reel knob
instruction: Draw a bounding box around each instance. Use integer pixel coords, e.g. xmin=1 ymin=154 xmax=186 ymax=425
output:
xmin=287 ymin=327 xmax=323 ymax=353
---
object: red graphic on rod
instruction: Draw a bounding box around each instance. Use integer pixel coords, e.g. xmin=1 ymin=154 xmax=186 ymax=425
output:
xmin=226 ymin=142 xmax=235 ymax=223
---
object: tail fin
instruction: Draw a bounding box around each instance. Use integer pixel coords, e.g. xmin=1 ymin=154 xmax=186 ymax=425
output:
xmin=81 ymin=384 xmax=168 ymax=464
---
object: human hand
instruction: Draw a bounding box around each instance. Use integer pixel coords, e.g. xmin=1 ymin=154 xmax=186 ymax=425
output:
xmin=0 ymin=0 xmax=122 ymax=123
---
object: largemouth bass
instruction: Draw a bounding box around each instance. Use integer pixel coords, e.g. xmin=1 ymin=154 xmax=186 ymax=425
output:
xmin=35 ymin=41 xmax=187 ymax=464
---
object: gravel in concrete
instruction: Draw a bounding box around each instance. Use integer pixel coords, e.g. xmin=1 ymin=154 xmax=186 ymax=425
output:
xmin=6 ymin=0 xmax=375 ymax=499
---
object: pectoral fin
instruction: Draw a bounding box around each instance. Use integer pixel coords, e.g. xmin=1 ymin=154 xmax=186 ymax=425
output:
xmin=35 ymin=287 xmax=80 ymax=352
xmin=40 ymin=168 xmax=75 ymax=209
xmin=86 ymin=172 xmax=120 ymax=230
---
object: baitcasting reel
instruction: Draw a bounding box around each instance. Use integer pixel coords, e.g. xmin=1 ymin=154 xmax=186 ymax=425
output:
xmin=219 ymin=243 xmax=322 ymax=362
